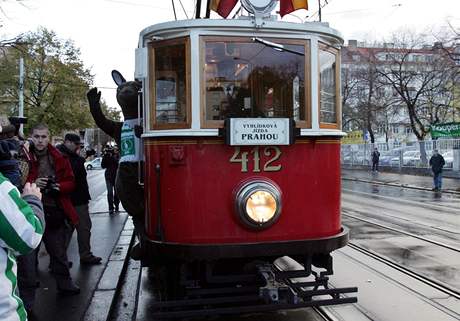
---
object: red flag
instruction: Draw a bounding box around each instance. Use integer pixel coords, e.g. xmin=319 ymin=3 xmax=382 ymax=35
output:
xmin=211 ymin=0 xmax=239 ymax=18
xmin=279 ymin=0 xmax=308 ymax=17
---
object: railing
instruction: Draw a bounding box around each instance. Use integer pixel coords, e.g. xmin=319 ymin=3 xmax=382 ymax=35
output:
xmin=341 ymin=138 xmax=460 ymax=170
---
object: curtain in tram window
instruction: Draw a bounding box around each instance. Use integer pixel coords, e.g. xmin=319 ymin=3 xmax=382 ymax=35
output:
xmin=211 ymin=0 xmax=238 ymax=18
xmin=279 ymin=0 xmax=308 ymax=17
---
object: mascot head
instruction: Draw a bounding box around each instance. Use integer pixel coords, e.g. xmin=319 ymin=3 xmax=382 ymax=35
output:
xmin=112 ymin=70 xmax=142 ymax=120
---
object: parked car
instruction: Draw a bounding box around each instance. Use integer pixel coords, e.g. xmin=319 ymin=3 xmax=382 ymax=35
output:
xmin=442 ymin=150 xmax=453 ymax=168
xmin=389 ymin=150 xmax=422 ymax=167
xmin=84 ymin=157 xmax=102 ymax=170
xmin=379 ymin=151 xmax=396 ymax=166
xmin=403 ymin=151 xmax=421 ymax=166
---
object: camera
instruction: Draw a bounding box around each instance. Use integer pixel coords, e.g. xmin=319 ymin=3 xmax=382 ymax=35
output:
xmin=43 ymin=175 xmax=60 ymax=197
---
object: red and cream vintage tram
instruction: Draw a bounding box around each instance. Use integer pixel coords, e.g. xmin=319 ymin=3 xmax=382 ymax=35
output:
xmin=133 ymin=0 xmax=357 ymax=317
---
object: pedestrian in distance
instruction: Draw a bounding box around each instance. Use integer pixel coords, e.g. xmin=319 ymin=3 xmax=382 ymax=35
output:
xmin=101 ymin=146 xmax=120 ymax=215
xmin=371 ymin=147 xmax=380 ymax=172
xmin=429 ymin=149 xmax=445 ymax=192
xmin=27 ymin=124 xmax=80 ymax=295
xmin=57 ymin=133 xmax=102 ymax=265
xmin=0 ymin=174 xmax=45 ymax=321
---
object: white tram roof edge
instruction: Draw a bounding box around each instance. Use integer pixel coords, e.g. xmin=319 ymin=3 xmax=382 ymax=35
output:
xmin=138 ymin=18 xmax=343 ymax=47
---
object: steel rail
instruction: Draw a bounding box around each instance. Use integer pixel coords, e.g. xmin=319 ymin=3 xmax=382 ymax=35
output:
xmin=342 ymin=206 xmax=460 ymax=236
xmin=342 ymin=188 xmax=460 ymax=214
xmin=343 ymin=212 xmax=460 ymax=253
xmin=348 ymin=242 xmax=460 ymax=300
xmin=313 ymin=306 xmax=342 ymax=321
xmin=342 ymin=177 xmax=460 ymax=196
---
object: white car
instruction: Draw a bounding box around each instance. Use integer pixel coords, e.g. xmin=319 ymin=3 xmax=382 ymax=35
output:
xmin=403 ymin=151 xmax=421 ymax=166
xmin=442 ymin=150 xmax=453 ymax=168
xmin=84 ymin=157 xmax=102 ymax=170
xmin=390 ymin=150 xmax=422 ymax=167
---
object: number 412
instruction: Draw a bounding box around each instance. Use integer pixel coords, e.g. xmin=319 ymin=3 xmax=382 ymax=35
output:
xmin=230 ymin=146 xmax=282 ymax=172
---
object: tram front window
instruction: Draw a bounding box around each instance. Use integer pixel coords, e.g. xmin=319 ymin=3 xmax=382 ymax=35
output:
xmin=319 ymin=44 xmax=339 ymax=127
xmin=151 ymin=38 xmax=190 ymax=129
xmin=202 ymin=37 xmax=308 ymax=128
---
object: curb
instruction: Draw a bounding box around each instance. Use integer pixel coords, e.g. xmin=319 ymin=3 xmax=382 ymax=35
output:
xmin=342 ymin=177 xmax=460 ymax=195
xmin=83 ymin=218 xmax=136 ymax=321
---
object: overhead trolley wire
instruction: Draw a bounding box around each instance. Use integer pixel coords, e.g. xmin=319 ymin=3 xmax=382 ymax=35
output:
xmin=171 ymin=0 xmax=177 ymax=20
xmin=178 ymin=0 xmax=189 ymax=19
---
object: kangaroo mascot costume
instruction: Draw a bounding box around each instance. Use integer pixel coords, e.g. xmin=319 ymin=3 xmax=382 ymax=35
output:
xmin=87 ymin=71 xmax=144 ymax=246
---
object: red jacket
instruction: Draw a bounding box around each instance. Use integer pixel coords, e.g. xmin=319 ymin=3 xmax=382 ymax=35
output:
xmin=27 ymin=144 xmax=79 ymax=225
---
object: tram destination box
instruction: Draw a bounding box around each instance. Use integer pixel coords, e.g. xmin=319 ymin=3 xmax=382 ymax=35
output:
xmin=224 ymin=118 xmax=295 ymax=146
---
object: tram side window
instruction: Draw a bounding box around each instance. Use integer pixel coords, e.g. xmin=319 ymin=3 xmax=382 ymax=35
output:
xmin=152 ymin=39 xmax=189 ymax=128
xmin=202 ymin=37 xmax=309 ymax=128
xmin=319 ymin=45 xmax=340 ymax=128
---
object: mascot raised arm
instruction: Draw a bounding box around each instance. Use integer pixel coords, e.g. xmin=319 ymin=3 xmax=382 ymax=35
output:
xmin=87 ymin=71 xmax=144 ymax=258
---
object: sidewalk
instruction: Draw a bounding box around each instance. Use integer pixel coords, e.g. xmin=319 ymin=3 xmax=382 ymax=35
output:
xmin=342 ymin=168 xmax=460 ymax=194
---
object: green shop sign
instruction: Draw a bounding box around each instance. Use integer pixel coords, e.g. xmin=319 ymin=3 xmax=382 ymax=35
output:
xmin=430 ymin=122 xmax=460 ymax=138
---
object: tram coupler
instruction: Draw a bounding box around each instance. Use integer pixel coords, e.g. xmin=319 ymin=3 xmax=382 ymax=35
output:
xmin=257 ymin=264 xmax=299 ymax=304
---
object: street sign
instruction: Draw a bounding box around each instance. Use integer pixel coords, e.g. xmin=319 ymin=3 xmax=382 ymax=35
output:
xmin=430 ymin=122 xmax=460 ymax=139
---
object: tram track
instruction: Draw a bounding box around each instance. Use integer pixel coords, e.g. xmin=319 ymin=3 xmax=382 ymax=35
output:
xmin=348 ymin=242 xmax=460 ymax=300
xmin=341 ymin=176 xmax=460 ymax=195
xmin=342 ymin=211 xmax=460 ymax=253
xmin=342 ymin=205 xmax=460 ymax=239
xmin=313 ymin=306 xmax=342 ymax=321
xmin=341 ymin=196 xmax=460 ymax=236
xmin=342 ymin=188 xmax=460 ymax=214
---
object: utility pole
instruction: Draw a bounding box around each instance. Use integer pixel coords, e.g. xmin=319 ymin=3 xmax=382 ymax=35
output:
xmin=318 ymin=0 xmax=322 ymax=22
xmin=195 ymin=0 xmax=202 ymax=18
xmin=18 ymin=57 xmax=24 ymax=135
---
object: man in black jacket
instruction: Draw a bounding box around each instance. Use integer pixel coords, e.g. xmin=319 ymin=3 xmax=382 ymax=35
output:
xmin=101 ymin=147 xmax=120 ymax=214
xmin=429 ymin=149 xmax=445 ymax=192
xmin=371 ymin=147 xmax=380 ymax=172
xmin=58 ymin=133 xmax=102 ymax=264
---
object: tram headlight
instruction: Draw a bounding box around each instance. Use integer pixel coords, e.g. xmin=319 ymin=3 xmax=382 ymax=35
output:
xmin=235 ymin=180 xmax=281 ymax=229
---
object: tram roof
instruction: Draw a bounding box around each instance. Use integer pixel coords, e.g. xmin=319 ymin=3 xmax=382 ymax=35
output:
xmin=138 ymin=18 xmax=343 ymax=47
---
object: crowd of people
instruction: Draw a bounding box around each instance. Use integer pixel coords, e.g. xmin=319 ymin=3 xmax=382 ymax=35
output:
xmin=0 ymin=116 xmax=120 ymax=321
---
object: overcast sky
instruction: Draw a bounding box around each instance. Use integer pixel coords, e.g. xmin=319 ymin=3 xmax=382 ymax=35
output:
xmin=1 ymin=0 xmax=459 ymax=109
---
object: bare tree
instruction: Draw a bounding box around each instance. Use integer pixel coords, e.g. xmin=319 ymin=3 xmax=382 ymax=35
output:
xmin=341 ymin=65 xmax=361 ymax=131
xmin=376 ymin=31 xmax=456 ymax=163
xmin=342 ymin=46 xmax=398 ymax=144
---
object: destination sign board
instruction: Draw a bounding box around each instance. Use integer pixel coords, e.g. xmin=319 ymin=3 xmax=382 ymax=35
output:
xmin=226 ymin=118 xmax=293 ymax=146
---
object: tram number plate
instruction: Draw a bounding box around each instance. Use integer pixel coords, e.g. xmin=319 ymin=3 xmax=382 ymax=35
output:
xmin=229 ymin=146 xmax=282 ymax=172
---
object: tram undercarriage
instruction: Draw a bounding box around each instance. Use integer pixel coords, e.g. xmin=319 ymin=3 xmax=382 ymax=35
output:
xmin=146 ymin=255 xmax=357 ymax=319
xmin=142 ymin=228 xmax=357 ymax=319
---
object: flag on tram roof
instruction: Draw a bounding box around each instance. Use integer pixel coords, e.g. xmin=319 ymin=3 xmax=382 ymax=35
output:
xmin=211 ymin=0 xmax=238 ymax=18
xmin=279 ymin=0 xmax=308 ymax=17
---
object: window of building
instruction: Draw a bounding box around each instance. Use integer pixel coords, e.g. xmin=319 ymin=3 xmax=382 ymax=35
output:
xmin=150 ymin=37 xmax=190 ymax=129
xmin=319 ymin=43 xmax=340 ymax=128
xmin=405 ymin=126 xmax=412 ymax=134
xmin=392 ymin=125 xmax=399 ymax=134
xmin=201 ymin=36 xmax=309 ymax=128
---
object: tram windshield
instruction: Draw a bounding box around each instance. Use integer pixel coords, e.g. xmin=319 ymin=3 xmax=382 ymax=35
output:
xmin=203 ymin=37 xmax=308 ymax=127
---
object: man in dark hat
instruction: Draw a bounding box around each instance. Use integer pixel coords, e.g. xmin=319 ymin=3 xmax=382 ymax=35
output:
xmin=58 ymin=133 xmax=102 ymax=264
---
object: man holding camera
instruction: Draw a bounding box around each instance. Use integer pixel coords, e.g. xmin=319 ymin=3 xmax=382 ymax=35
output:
xmin=58 ymin=133 xmax=102 ymax=264
xmin=27 ymin=124 xmax=80 ymax=295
